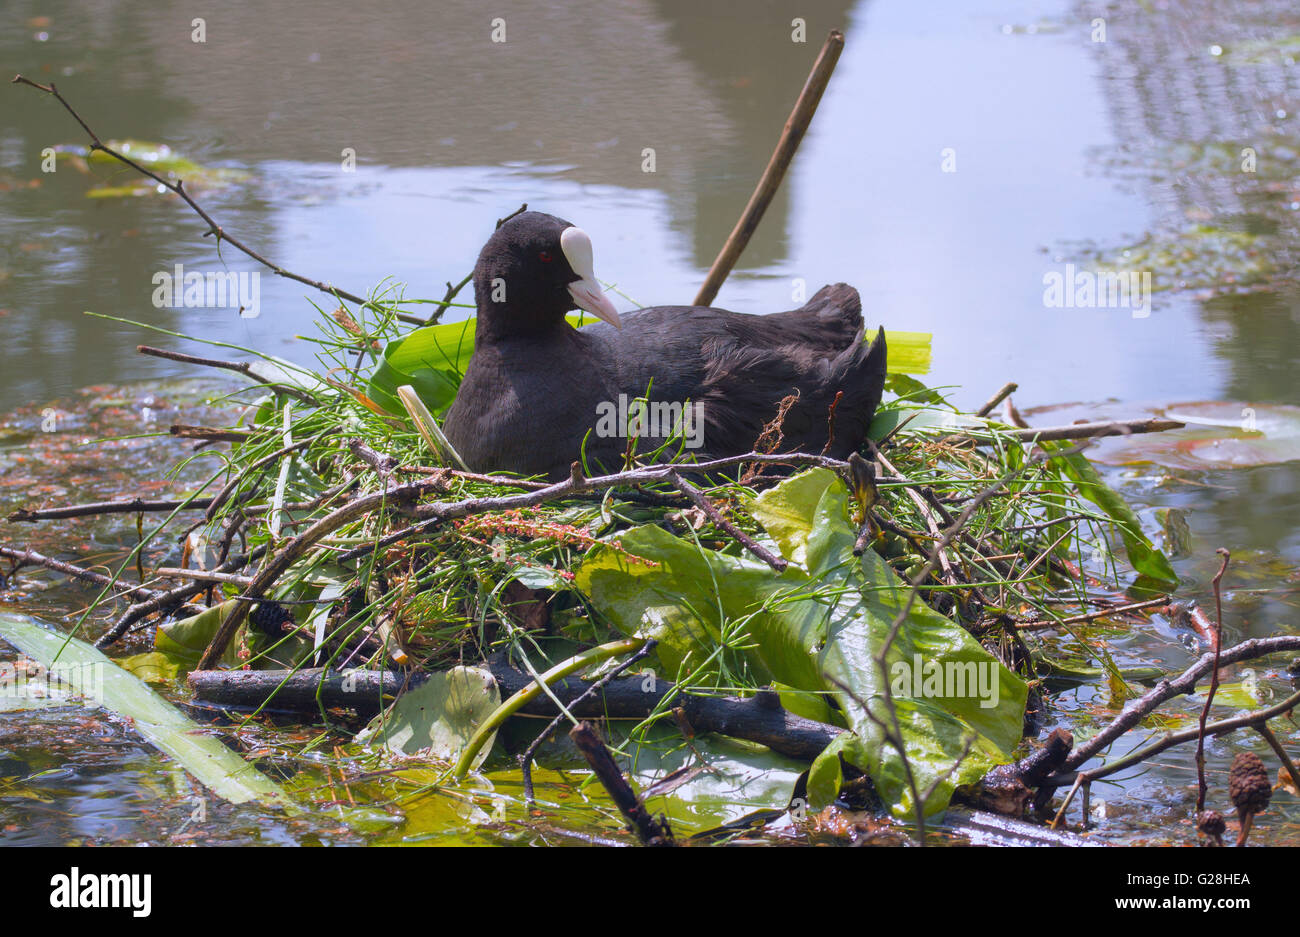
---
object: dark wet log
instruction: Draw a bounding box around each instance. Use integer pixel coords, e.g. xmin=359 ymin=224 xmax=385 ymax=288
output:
xmin=954 ymin=727 xmax=1073 ymax=816
xmin=186 ymin=659 xmax=844 ymax=761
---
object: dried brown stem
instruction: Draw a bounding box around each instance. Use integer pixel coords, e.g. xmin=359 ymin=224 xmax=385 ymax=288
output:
xmin=1013 ymin=596 xmax=1170 ymax=631
xmin=1196 ymin=549 xmax=1230 ymax=812
xmin=956 ymin=418 xmax=1185 ymax=444
xmin=94 ymin=545 xmax=267 ymax=648
xmin=975 ymin=382 xmax=1018 ymax=418
xmin=667 ymin=471 xmax=788 ymax=572
xmin=694 ymin=31 xmax=844 ymax=306
xmin=8 ymin=497 xmax=215 ymax=524
xmin=170 ymin=424 xmax=256 ymax=443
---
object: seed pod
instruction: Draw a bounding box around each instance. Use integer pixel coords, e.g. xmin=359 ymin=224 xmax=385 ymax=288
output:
xmin=249 ymin=601 xmax=295 ymax=638
xmin=1196 ymin=809 xmax=1225 ymax=847
xmin=1228 ymin=751 xmax=1271 ymax=846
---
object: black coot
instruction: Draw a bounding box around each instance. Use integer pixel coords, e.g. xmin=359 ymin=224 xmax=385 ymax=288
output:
xmin=442 ymin=212 xmax=887 ymax=479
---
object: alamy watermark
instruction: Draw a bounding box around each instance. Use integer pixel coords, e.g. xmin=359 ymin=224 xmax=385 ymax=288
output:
xmin=594 ymin=395 xmax=704 ymax=449
xmin=890 ymin=655 xmax=1001 ymax=709
xmin=151 ymin=264 xmax=261 ymax=318
xmin=1042 ymin=263 xmax=1152 ymax=319
xmin=49 ymin=868 xmax=151 ymax=917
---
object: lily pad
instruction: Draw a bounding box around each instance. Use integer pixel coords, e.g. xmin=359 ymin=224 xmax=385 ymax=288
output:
xmin=355 ymin=666 xmax=500 ymax=766
xmin=51 ymin=140 xmax=249 ymax=197
xmin=1105 ymin=402 xmax=1300 ymax=469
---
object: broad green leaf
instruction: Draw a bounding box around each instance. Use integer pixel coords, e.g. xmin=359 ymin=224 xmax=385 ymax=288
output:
xmin=0 ymin=613 xmax=294 ymax=809
xmin=806 ymin=744 xmax=845 ymax=809
xmin=883 ymin=372 xmax=947 ymax=406
xmin=759 ymin=470 xmax=1028 ymax=754
xmin=622 ymin=723 xmax=808 ymax=832
xmin=116 ymin=650 xmax=187 ymax=684
xmin=772 ymin=682 xmax=845 ymax=728
xmin=577 ymin=468 xmax=1029 ymax=817
xmin=143 ymin=599 xmax=313 ymax=680
xmin=827 ymin=700 xmax=1007 ymax=818
xmin=879 ymin=330 xmax=931 ymax=376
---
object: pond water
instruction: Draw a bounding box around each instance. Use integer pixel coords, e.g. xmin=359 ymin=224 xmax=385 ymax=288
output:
xmin=1 ymin=0 xmax=1297 ymax=845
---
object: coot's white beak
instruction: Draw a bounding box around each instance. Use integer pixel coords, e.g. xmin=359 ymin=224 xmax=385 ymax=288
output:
xmin=560 ymin=226 xmax=621 ymax=329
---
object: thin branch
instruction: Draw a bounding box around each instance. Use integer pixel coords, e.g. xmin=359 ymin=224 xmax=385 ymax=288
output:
xmin=137 ymin=345 xmax=318 ymax=404
xmin=1053 ymin=633 xmax=1300 ymax=775
xmin=521 ymin=640 xmax=655 ymax=805
xmin=694 ymin=31 xmax=844 ymax=306
xmin=12 ymin=74 xmax=427 ymax=327
xmin=93 ymin=545 xmax=267 ymax=648
xmin=1013 ymin=596 xmax=1170 ymax=632
xmin=0 ymin=546 xmax=161 ymax=601
xmin=667 ymin=470 xmax=787 ymax=571
xmin=955 ymin=418 xmax=1185 ymax=444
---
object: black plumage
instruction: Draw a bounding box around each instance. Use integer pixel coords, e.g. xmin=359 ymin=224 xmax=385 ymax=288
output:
xmin=442 ymin=212 xmax=887 ymax=479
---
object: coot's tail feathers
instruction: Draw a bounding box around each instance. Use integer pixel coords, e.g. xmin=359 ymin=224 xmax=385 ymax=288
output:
xmin=819 ymin=325 xmax=888 ymax=459
xmin=727 ymin=283 xmax=863 ymax=353
xmin=698 ymin=324 xmax=888 ymax=460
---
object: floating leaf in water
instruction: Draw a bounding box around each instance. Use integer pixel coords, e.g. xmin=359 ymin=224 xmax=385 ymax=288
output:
xmin=1092 ymin=402 xmax=1300 ymax=469
xmin=48 ymin=140 xmax=250 ymax=197
xmin=355 ymin=666 xmax=500 ymax=766
xmin=0 ymin=613 xmax=294 ymax=808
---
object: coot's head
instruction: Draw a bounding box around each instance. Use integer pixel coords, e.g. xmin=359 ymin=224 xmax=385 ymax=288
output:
xmin=472 ymin=211 xmax=621 ymax=338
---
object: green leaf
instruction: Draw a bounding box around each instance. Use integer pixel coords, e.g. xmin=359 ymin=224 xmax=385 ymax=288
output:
xmin=0 ymin=613 xmax=294 ymax=809
xmin=355 ymin=666 xmax=500 ymax=767
xmin=1047 ymin=443 xmax=1179 ymax=587
xmin=366 ymin=317 xmax=486 ymax=416
xmin=621 ymin=723 xmax=808 ymax=832
xmin=881 ymin=330 xmax=932 ymax=376
xmin=758 ymin=470 xmax=1028 ymax=755
xmin=143 ymin=599 xmax=312 ymax=680
xmin=576 ymin=468 xmax=1029 ymax=817
xmin=806 ymin=745 xmax=845 ymax=808
xmin=829 ymin=700 xmax=1007 ymax=818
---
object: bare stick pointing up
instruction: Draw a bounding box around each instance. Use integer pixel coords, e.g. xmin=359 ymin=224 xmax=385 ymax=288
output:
xmin=693 ymin=30 xmax=845 ymax=307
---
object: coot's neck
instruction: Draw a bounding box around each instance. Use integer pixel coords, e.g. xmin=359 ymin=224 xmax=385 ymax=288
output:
xmin=472 ymin=270 xmax=573 ymax=344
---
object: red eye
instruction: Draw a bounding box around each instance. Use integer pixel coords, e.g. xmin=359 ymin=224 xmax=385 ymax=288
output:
xmin=538 ymin=251 xmax=553 ymax=263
